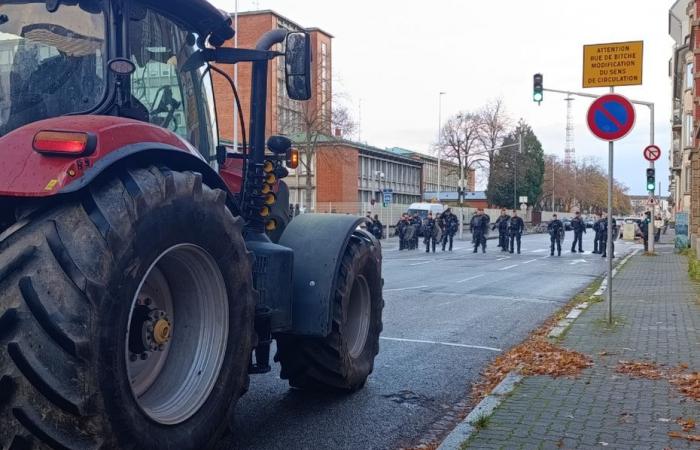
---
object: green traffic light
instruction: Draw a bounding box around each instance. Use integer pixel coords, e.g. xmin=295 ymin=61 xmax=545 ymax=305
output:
xmin=647 ymin=182 xmax=655 ymax=191
xmin=533 ymin=92 xmax=543 ymax=102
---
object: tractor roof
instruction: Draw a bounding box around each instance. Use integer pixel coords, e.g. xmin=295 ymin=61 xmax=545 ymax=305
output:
xmin=139 ymin=0 xmax=233 ymax=46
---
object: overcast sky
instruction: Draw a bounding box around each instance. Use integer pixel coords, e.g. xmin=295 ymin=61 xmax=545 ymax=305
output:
xmin=212 ymin=0 xmax=673 ymax=196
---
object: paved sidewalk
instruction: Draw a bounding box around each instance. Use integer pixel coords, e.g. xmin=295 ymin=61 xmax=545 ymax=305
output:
xmin=464 ymin=234 xmax=700 ymax=449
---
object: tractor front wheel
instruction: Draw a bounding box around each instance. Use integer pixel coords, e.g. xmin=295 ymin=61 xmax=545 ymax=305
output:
xmin=0 ymin=166 xmax=255 ymax=450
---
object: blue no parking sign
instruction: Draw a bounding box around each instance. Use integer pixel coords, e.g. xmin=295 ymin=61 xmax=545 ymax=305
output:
xmin=586 ymin=94 xmax=636 ymax=141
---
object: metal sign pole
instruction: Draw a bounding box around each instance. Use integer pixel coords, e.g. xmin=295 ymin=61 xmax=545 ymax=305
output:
xmin=607 ymin=86 xmax=614 ymax=326
xmin=608 ymin=140 xmax=614 ymax=325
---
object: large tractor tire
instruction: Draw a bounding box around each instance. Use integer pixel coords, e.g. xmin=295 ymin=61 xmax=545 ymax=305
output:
xmin=276 ymin=232 xmax=383 ymax=391
xmin=0 ymin=166 xmax=255 ymax=450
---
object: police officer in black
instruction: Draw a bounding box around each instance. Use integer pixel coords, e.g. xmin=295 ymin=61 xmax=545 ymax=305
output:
xmin=639 ymin=211 xmax=651 ymax=252
xmin=508 ymin=209 xmax=525 ymax=254
xmin=570 ymin=211 xmax=586 ymax=253
xmin=599 ymin=213 xmax=617 ymax=258
xmin=423 ymin=212 xmax=437 ymax=253
xmin=396 ymin=214 xmax=408 ymax=250
xmin=493 ymin=208 xmax=510 ymax=252
xmin=410 ymin=214 xmax=421 ymax=250
xmin=592 ymin=213 xmax=603 ymax=254
xmin=441 ymin=208 xmax=459 ymax=251
xmin=470 ymin=208 xmax=490 ymax=253
xmin=548 ymin=214 xmax=564 ymax=256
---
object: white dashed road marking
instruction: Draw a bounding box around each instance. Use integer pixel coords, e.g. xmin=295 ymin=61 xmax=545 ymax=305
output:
xmin=380 ymin=336 xmax=502 ymax=352
xmin=498 ymin=264 xmax=519 ymax=271
xmin=384 ymin=285 xmax=429 ymax=292
xmin=457 ymin=274 xmax=485 ymax=283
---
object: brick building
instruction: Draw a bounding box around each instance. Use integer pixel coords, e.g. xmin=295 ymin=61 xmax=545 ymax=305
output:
xmin=212 ymin=10 xmax=333 ymax=146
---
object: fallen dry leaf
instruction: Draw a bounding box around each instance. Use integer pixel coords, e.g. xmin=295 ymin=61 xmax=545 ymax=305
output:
xmin=676 ymin=417 xmax=696 ymax=432
xmin=670 ymin=372 xmax=700 ymax=401
xmin=668 ymin=430 xmax=700 ymax=441
xmin=615 ymin=360 xmax=664 ymax=380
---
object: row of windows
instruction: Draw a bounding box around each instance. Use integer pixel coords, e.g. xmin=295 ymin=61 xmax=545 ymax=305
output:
xmin=358 ymin=156 xmax=421 ymax=188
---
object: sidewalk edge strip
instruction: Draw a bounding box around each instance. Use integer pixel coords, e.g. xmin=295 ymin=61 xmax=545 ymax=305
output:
xmin=436 ymin=371 xmax=523 ymax=450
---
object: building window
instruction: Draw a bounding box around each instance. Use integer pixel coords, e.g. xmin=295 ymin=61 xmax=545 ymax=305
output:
xmin=686 ymin=114 xmax=694 ymax=147
xmin=687 ymin=63 xmax=694 ymax=90
xmin=685 ymin=166 xmax=691 ymax=193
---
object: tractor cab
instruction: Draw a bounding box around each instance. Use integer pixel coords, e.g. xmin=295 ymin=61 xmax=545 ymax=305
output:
xmin=0 ymin=0 xmax=228 ymax=162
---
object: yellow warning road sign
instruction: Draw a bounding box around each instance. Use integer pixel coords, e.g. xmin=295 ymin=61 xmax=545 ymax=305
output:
xmin=583 ymin=41 xmax=643 ymax=88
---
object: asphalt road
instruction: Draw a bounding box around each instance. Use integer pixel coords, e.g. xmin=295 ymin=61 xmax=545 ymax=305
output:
xmin=219 ymin=231 xmax=637 ymax=450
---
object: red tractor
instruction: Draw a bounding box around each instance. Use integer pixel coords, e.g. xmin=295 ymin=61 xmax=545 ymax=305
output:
xmin=0 ymin=1 xmax=383 ymax=448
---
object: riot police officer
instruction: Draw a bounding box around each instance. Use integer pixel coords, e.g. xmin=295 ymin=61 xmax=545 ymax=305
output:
xmin=470 ymin=208 xmax=490 ymax=253
xmin=410 ymin=214 xmax=422 ymax=250
xmin=592 ymin=213 xmax=603 ymax=254
xmin=599 ymin=213 xmax=617 ymax=258
xmin=493 ymin=208 xmax=510 ymax=252
xmin=396 ymin=214 xmax=408 ymax=250
xmin=423 ymin=212 xmax=437 ymax=253
xmin=570 ymin=211 xmax=586 ymax=253
xmin=508 ymin=209 xmax=524 ymax=254
xmin=548 ymin=214 xmax=564 ymax=256
xmin=441 ymin=208 xmax=459 ymax=251
xmin=639 ymin=211 xmax=651 ymax=252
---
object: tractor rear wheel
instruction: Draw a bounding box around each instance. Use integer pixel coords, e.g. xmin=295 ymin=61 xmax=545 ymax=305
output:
xmin=276 ymin=232 xmax=383 ymax=391
xmin=0 ymin=166 xmax=255 ymax=449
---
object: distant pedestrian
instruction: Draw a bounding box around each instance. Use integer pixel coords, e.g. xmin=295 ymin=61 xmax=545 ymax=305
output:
xmin=441 ymin=208 xmax=459 ymax=251
xmin=654 ymin=215 xmax=663 ymax=243
xmin=592 ymin=213 xmax=603 ymax=254
xmin=410 ymin=214 xmax=421 ymax=250
xmin=294 ymin=204 xmax=300 ymax=217
xmin=640 ymin=211 xmax=651 ymax=252
xmin=508 ymin=209 xmax=524 ymax=254
xmin=548 ymin=214 xmax=564 ymax=256
xmin=493 ymin=208 xmax=510 ymax=252
xmin=599 ymin=213 xmax=617 ymax=258
xmin=570 ymin=211 xmax=586 ymax=253
xmin=396 ymin=214 xmax=409 ymax=250
xmin=470 ymin=208 xmax=490 ymax=253
xmin=372 ymin=214 xmax=383 ymax=240
xmin=423 ymin=212 xmax=437 ymax=253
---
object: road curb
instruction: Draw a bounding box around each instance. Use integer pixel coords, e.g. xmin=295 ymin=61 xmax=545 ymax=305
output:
xmin=436 ymin=372 xmax=523 ymax=450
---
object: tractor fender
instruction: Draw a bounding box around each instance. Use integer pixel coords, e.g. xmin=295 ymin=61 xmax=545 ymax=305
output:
xmin=278 ymin=214 xmax=376 ymax=336
xmin=58 ymin=143 xmax=239 ymax=213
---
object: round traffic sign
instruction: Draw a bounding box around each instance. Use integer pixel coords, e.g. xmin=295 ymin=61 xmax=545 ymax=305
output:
xmin=643 ymin=145 xmax=661 ymax=162
xmin=586 ymin=94 xmax=636 ymax=141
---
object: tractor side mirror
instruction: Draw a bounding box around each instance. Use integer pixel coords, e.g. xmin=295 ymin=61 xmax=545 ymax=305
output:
xmin=284 ymin=32 xmax=311 ymax=101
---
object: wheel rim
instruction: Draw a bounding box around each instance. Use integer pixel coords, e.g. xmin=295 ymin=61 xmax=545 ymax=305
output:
xmin=125 ymin=244 xmax=229 ymax=425
xmin=346 ymin=274 xmax=371 ymax=358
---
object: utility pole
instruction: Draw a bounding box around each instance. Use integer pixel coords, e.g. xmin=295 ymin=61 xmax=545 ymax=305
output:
xmin=437 ymin=92 xmax=446 ymax=202
xmin=514 ymin=133 xmax=522 ymax=209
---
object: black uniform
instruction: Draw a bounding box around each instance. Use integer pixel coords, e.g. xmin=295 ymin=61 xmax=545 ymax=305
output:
xmin=592 ymin=218 xmax=603 ymax=254
xmin=493 ymin=214 xmax=511 ymax=251
xmin=423 ymin=216 xmax=437 ymax=253
xmin=508 ymin=215 xmax=525 ymax=254
xmin=599 ymin=218 xmax=617 ymax=258
xmin=570 ymin=216 xmax=586 ymax=252
xmin=548 ymin=219 xmax=564 ymax=256
xmin=410 ymin=215 xmax=421 ymax=250
xmin=371 ymin=218 xmax=383 ymax=240
xmin=441 ymin=211 xmax=459 ymax=251
xmin=397 ymin=218 xmax=408 ymax=250
xmin=639 ymin=215 xmax=650 ymax=252
xmin=470 ymin=213 xmax=489 ymax=253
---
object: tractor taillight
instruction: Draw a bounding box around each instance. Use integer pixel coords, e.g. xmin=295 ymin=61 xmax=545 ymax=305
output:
xmin=33 ymin=131 xmax=95 ymax=156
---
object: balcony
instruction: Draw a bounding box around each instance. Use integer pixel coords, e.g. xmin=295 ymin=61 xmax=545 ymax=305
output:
xmin=673 ymin=99 xmax=682 ymax=130
xmin=672 ymin=149 xmax=682 ymax=171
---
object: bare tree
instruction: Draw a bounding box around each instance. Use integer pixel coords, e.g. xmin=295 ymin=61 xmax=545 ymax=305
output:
xmin=279 ymin=75 xmax=356 ymax=209
xmin=478 ymin=98 xmax=511 ymax=184
xmin=438 ymin=112 xmax=486 ymax=189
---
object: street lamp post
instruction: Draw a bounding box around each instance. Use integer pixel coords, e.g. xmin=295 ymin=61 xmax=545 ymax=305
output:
xmin=513 ymin=133 xmax=523 ymax=209
xmin=437 ymin=92 xmax=446 ymax=202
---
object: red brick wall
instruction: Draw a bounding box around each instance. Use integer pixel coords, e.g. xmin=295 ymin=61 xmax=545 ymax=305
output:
xmin=212 ymin=13 xmax=277 ymax=144
xmin=316 ymin=144 xmax=358 ymax=212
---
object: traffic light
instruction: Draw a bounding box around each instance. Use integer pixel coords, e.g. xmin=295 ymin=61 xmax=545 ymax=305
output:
xmin=533 ymin=73 xmax=543 ymax=104
xmin=646 ymin=168 xmax=655 ymax=192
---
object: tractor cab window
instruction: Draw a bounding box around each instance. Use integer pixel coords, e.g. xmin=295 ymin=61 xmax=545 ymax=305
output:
xmin=127 ymin=7 xmax=216 ymax=163
xmin=0 ymin=1 xmax=106 ymax=134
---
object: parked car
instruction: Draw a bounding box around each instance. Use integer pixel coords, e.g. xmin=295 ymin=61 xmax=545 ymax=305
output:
xmin=562 ymin=218 xmax=572 ymax=231
xmin=584 ymin=219 xmax=595 ymax=228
